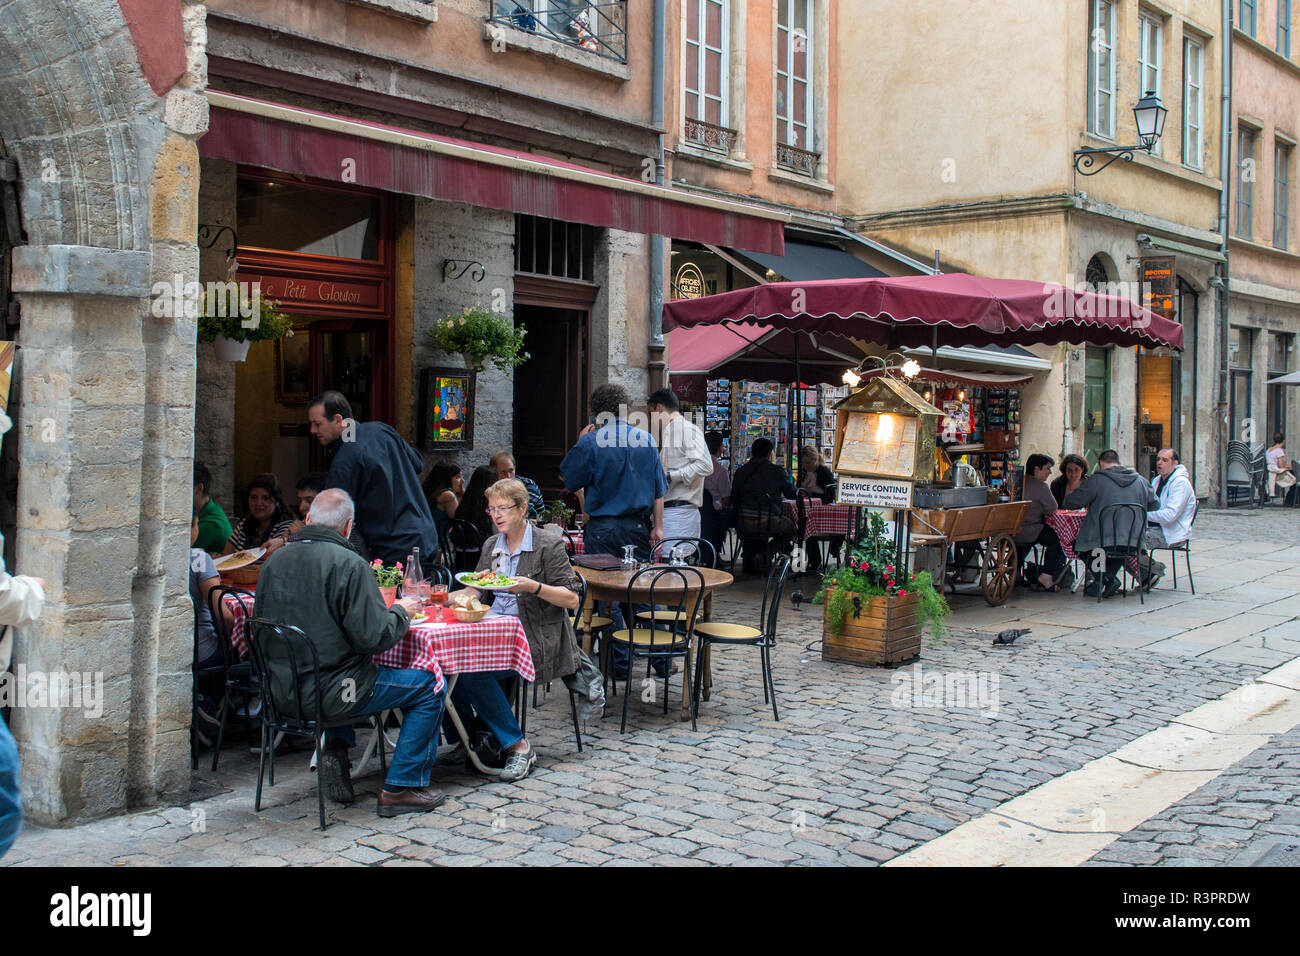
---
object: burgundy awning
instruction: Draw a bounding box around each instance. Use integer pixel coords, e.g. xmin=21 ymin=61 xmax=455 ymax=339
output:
xmin=861 ymin=367 xmax=1034 ymax=388
xmin=201 ymin=91 xmax=787 ymax=255
xmin=662 ymin=272 xmax=1184 ymax=350
xmin=666 ymin=323 xmax=867 ymax=385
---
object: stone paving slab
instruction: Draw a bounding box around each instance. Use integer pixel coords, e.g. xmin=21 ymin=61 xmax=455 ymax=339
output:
xmin=4 ymin=508 xmax=1297 ymax=867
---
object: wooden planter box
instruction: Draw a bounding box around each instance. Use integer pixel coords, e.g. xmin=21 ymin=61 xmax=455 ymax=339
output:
xmin=821 ymin=589 xmax=920 ymax=667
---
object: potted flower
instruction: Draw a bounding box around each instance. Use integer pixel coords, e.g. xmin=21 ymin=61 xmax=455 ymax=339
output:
xmin=371 ymin=559 xmax=405 ymax=608
xmin=197 ymin=293 xmax=293 ymax=362
xmin=428 ymin=305 xmax=529 ymax=373
xmin=813 ymin=510 xmax=950 ymax=666
xmin=538 ymin=499 xmax=574 ymax=529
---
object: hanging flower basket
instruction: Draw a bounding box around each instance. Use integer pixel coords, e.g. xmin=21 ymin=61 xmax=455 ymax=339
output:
xmin=212 ymin=335 xmax=252 ymax=362
xmin=428 ymin=305 xmax=528 ymax=373
xmin=198 ymin=294 xmax=293 ymax=362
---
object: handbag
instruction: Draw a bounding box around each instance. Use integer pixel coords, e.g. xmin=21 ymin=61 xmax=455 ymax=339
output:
xmin=561 ymin=648 xmax=606 ymax=722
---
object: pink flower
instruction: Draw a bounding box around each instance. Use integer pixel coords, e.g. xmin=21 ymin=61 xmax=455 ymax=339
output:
xmin=899 ymin=589 xmax=907 ymax=597
xmin=395 ymin=562 xmax=404 ymax=571
xmin=370 ymin=559 xmax=381 ymax=568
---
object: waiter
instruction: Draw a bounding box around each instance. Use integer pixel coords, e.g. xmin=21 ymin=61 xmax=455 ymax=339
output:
xmin=560 ymin=382 xmax=666 ymax=679
xmin=647 ymin=387 xmax=712 ymax=553
xmin=308 ymin=390 xmax=441 ymax=565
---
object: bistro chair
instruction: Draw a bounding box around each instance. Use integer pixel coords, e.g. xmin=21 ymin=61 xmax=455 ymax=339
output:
xmin=201 ymin=585 xmax=258 ymax=772
xmin=1094 ymin=502 xmax=1148 ymax=604
xmin=424 ymin=563 xmax=453 ymax=589
xmin=607 ymin=565 xmax=705 ymax=733
xmin=447 ymin=518 xmax=484 ymax=573
xmin=691 ymin=553 xmax=790 ymax=729
xmin=635 ymin=537 xmax=716 ymax=626
xmin=1147 ymin=502 xmax=1198 ymax=594
xmin=243 ymin=619 xmax=332 ymax=830
xmin=734 ymin=493 xmax=790 ymax=577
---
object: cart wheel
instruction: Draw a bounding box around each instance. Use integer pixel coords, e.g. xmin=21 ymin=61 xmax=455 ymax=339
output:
xmin=981 ymin=533 xmax=1017 ymax=606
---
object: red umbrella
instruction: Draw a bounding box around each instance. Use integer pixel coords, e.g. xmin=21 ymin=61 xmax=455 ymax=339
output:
xmin=661 ymin=272 xmax=1184 ymax=350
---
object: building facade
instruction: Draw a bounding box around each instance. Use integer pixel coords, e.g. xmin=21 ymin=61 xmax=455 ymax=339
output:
xmin=1227 ymin=0 xmax=1300 ymax=459
xmin=840 ymin=0 xmax=1235 ymax=497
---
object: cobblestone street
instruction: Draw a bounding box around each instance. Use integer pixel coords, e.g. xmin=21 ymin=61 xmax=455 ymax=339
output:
xmin=5 ymin=508 xmax=1298 ymax=867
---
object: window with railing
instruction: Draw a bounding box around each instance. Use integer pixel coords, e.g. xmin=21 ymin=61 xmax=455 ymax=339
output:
xmin=489 ymin=1 xmax=627 ymax=62
xmin=683 ymin=0 xmax=733 ymax=154
xmin=775 ymin=0 xmax=818 ymax=174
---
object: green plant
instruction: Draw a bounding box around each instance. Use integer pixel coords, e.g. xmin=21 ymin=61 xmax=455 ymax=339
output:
xmin=370 ymin=559 xmax=405 ymax=588
xmin=197 ymin=294 xmax=292 ymax=343
xmin=539 ymin=499 xmax=573 ymax=527
xmin=428 ymin=305 xmax=529 ymax=373
xmin=812 ymin=510 xmax=950 ymax=641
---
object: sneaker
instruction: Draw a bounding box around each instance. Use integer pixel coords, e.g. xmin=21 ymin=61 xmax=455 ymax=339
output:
xmin=319 ymin=739 xmax=355 ymax=805
xmin=499 ymin=742 xmax=537 ymax=782
xmin=1142 ymin=568 xmax=1165 ymax=592
xmin=235 ymin=695 xmax=263 ymax=719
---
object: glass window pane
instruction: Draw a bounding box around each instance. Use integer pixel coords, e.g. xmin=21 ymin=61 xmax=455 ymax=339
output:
xmin=705 ymin=97 xmax=721 ymax=126
xmin=706 ymin=49 xmax=721 ymax=96
xmin=238 ymin=180 xmax=381 ymax=260
xmin=778 ymin=0 xmax=788 ymax=28
xmin=795 ymin=0 xmax=808 ymax=32
xmin=687 ymin=0 xmax=699 ymax=41
xmin=706 ymin=0 xmax=722 ymax=46
xmin=794 ymin=79 xmax=807 ymax=123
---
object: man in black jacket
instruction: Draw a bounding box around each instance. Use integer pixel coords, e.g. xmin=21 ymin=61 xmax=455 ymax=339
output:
xmin=730 ymin=437 xmax=797 ymax=573
xmin=253 ymin=489 xmax=447 ymax=817
xmin=309 ymin=391 xmax=441 ymax=565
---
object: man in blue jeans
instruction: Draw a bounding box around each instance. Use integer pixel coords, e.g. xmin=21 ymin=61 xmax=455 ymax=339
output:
xmin=254 ymin=489 xmax=447 ymax=818
xmin=561 ymin=382 xmax=667 ymax=679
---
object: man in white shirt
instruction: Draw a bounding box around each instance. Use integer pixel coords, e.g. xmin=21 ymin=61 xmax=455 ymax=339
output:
xmin=1140 ymin=447 xmax=1196 ymax=590
xmin=647 ymin=387 xmax=713 ymax=556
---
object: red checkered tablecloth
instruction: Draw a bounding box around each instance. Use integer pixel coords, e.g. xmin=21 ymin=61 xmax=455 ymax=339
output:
xmin=223 ymin=593 xmax=534 ymax=695
xmin=781 ymin=500 xmax=856 ymax=542
xmin=1044 ymin=509 xmax=1087 ymax=560
xmin=568 ymin=531 xmax=585 ymax=555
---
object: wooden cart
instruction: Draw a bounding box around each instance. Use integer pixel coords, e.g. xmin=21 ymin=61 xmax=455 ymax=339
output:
xmin=909 ymin=501 xmax=1031 ymax=606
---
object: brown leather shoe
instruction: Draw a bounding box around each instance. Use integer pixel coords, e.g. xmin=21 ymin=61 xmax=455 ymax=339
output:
xmin=377 ymin=786 xmax=447 ymax=818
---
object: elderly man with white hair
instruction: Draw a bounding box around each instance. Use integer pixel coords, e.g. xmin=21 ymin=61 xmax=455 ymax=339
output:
xmin=253 ymin=488 xmax=448 ymax=818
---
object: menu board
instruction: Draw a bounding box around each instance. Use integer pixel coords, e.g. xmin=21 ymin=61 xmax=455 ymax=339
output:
xmin=838 ymin=411 xmax=918 ymax=478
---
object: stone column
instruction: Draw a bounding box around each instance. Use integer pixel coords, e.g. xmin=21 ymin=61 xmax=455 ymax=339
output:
xmin=8 ymin=244 xmax=167 ymax=821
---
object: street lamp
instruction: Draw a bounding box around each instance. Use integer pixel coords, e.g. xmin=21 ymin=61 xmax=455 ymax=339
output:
xmin=1073 ymin=91 xmax=1168 ymax=176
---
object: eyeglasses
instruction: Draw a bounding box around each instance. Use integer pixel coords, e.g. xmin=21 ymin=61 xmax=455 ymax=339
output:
xmin=486 ymin=503 xmax=520 ymax=516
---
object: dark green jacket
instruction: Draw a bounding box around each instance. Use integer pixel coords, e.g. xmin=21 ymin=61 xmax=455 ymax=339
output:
xmin=252 ymin=525 xmax=410 ymax=725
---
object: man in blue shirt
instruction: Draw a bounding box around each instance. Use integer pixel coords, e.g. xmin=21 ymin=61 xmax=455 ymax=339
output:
xmin=561 ymin=383 xmax=667 ymax=678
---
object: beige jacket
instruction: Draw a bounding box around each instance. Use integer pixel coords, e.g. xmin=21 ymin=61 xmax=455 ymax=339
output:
xmin=656 ymin=413 xmax=713 ymax=507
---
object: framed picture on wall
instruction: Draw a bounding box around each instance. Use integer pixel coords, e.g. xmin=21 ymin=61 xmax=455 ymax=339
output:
xmin=418 ymin=367 xmax=475 ymax=450
xmin=274 ymin=326 xmax=311 ymax=405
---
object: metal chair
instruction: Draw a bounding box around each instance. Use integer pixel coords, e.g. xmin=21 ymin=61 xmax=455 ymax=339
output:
xmin=243 ymin=619 xmax=331 ymax=830
xmin=653 ymin=536 xmax=718 ymax=568
xmin=424 ymin=563 xmax=453 ymax=589
xmin=200 ymin=585 xmax=258 ymax=772
xmin=607 ymin=565 xmax=705 ymax=733
xmin=1094 ymin=502 xmax=1148 ymax=604
xmin=1147 ymin=502 xmax=1198 ymax=594
xmin=447 ymin=518 xmax=484 ymax=573
xmin=691 ymin=553 xmax=790 ymax=729
xmin=734 ymin=493 xmax=791 ymax=576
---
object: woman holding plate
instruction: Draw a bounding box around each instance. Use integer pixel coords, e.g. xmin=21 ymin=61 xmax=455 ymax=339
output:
xmin=223 ymin=473 xmax=296 ymax=557
xmin=449 ymin=478 xmax=581 ymax=781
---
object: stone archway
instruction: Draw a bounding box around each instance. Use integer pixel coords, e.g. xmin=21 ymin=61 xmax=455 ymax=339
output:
xmin=0 ymin=0 xmax=206 ymax=823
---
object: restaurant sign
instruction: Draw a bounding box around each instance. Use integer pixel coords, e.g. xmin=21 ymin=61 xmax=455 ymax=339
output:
xmin=837 ymin=476 xmax=914 ymax=509
xmin=673 ymin=262 xmax=708 ymax=299
xmin=1139 ymin=256 xmax=1176 ymax=321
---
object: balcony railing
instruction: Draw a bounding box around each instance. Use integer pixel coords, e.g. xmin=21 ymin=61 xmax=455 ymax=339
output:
xmin=775 ymin=141 xmax=820 ymax=177
xmin=683 ymin=117 xmax=736 ymax=155
xmin=488 ymin=1 xmax=628 ymax=63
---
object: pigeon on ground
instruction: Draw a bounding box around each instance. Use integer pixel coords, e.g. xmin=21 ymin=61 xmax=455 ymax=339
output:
xmin=790 ymin=589 xmax=804 ymax=612
xmin=992 ymin=628 xmax=1030 ymax=645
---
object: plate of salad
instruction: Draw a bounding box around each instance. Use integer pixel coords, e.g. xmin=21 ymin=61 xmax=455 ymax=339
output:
xmin=455 ymin=570 xmax=518 ymax=590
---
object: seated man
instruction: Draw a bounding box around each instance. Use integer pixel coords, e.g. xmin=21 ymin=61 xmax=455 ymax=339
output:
xmin=730 ymin=438 xmax=797 ymax=573
xmin=491 ymin=450 xmax=545 ymax=517
xmin=253 ymin=489 xmax=447 ymax=818
xmin=1064 ymin=449 xmax=1156 ymax=598
xmin=1139 ymin=447 xmax=1196 ymax=590
xmin=192 ymin=461 xmax=232 ymax=555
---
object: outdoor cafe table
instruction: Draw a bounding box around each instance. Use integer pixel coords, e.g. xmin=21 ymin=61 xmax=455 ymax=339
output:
xmin=222 ymin=591 xmax=535 ymax=776
xmin=780 ymin=499 xmax=856 ymax=542
xmin=575 ymin=564 xmax=734 ymax=721
xmin=1043 ymin=509 xmax=1087 ymax=561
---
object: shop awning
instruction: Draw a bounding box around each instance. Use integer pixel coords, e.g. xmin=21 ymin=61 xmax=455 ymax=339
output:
xmin=667 ymin=323 xmax=868 ymax=386
xmin=862 ymin=367 xmax=1035 ymax=387
xmin=903 ymin=343 xmax=1053 ymax=373
xmin=732 ymin=240 xmax=889 ymax=280
xmin=201 ymin=91 xmax=787 ymax=255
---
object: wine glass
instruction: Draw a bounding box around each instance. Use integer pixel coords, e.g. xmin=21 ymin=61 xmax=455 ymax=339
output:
xmin=428 ymin=583 xmax=449 ymax=627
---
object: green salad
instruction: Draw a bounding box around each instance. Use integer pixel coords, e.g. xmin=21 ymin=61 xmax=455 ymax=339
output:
xmin=461 ymin=570 xmax=515 ymax=588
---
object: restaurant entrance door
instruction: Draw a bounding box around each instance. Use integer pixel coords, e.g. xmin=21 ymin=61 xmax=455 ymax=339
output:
xmin=512 ymin=303 xmax=589 ymax=496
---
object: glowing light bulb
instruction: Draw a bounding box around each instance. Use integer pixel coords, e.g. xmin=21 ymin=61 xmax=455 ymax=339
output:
xmin=876 ymin=414 xmax=894 ymax=441
xmin=902 ymin=359 xmax=921 ymax=378
xmin=842 ymin=368 xmax=861 ymax=387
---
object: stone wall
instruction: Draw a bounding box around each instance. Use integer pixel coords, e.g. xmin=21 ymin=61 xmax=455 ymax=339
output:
xmin=194 ymin=158 xmax=238 ymax=511
xmin=3 ymin=0 xmax=205 ymax=823
xmin=411 ymin=197 xmax=515 ymax=473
